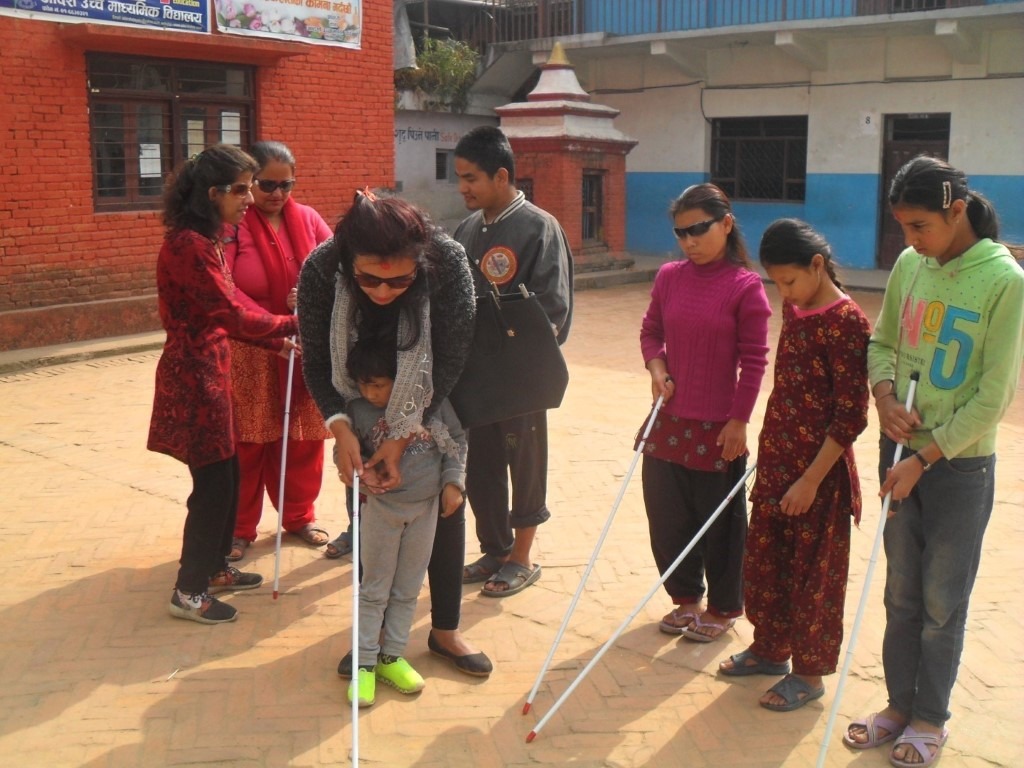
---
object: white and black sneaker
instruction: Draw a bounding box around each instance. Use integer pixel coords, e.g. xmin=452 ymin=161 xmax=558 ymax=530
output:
xmin=169 ymin=589 xmax=238 ymax=624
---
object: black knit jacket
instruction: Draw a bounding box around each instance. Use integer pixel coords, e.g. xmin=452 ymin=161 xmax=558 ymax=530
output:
xmin=297 ymin=231 xmax=476 ymax=423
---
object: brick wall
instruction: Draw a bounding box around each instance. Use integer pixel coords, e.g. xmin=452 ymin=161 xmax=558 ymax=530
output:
xmin=510 ymin=138 xmax=632 ymax=265
xmin=0 ymin=9 xmax=393 ymax=351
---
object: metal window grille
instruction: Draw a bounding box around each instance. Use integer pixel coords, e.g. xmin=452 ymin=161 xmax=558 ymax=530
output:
xmin=87 ymin=54 xmax=254 ymax=213
xmin=435 ymin=149 xmax=457 ymax=182
xmin=582 ymin=172 xmax=604 ymax=243
xmin=711 ymin=116 xmax=808 ymax=202
xmin=429 ymin=0 xmax=984 ymax=52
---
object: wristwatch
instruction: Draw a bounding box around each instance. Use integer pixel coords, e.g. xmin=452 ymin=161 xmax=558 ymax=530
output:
xmin=911 ymin=451 xmax=933 ymax=472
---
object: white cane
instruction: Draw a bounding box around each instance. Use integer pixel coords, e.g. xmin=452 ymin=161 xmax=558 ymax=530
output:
xmin=272 ymin=336 xmax=297 ymax=600
xmin=351 ymin=472 xmax=361 ymax=765
xmin=815 ymin=371 xmax=919 ymax=768
xmin=527 ymin=463 xmax=756 ymax=742
xmin=523 ymin=394 xmax=665 ymax=715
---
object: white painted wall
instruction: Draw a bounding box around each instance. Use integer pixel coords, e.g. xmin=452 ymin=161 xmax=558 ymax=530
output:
xmin=393 ymin=108 xmax=497 ymax=230
xmin=585 ymin=26 xmax=1024 ymax=178
xmin=600 ymin=89 xmax=706 ymax=173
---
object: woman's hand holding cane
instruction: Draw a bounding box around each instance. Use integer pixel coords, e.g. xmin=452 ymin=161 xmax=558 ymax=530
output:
xmin=332 ymin=420 xmax=364 ymax=486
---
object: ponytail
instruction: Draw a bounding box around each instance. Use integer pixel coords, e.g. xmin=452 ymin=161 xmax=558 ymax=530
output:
xmin=965 ymin=191 xmax=1000 ymax=242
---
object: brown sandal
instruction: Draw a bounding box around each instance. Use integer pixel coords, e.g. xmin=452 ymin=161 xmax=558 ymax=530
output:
xmin=227 ymin=537 xmax=249 ymax=562
xmin=294 ymin=524 xmax=329 ymax=547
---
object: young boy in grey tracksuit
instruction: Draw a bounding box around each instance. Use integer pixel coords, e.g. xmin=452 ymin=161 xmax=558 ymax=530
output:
xmin=344 ymin=339 xmax=467 ymax=707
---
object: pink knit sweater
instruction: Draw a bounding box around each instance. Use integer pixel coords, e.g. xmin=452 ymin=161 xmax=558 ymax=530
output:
xmin=640 ymin=258 xmax=771 ymax=422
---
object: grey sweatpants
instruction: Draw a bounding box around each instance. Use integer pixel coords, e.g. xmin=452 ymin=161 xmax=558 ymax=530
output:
xmin=357 ymin=492 xmax=438 ymax=667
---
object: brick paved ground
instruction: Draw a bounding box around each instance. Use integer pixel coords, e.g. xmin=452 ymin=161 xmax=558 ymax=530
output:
xmin=0 ymin=283 xmax=1021 ymax=767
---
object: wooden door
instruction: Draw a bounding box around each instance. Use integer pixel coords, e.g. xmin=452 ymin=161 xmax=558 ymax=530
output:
xmin=877 ymin=114 xmax=950 ymax=268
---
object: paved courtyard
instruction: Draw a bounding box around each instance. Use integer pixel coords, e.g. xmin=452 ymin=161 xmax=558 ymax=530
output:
xmin=0 ymin=283 xmax=1021 ymax=767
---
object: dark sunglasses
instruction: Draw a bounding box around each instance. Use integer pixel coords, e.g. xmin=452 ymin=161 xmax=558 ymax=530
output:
xmin=352 ymin=269 xmax=418 ymax=289
xmin=216 ymin=181 xmax=254 ymax=197
xmin=672 ymin=217 xmax=722 ymax=239
xmin=255 ymin=178 xmax=296 ymax=194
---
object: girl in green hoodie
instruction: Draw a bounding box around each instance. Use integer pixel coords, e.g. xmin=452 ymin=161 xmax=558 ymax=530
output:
xmin=845 ymin=156 xmax=1024 ymax=766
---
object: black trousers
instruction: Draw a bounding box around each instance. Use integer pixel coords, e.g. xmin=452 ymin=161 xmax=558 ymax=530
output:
xmin=466 ymin=411 xmax=551 ymax=558
xmin=641 ymin=455 xmax=747 ymax=615
xmin=176 ymin=454 xmax=239 ymax=594
xmin=426 ymin=500 xmax=465 ymax=631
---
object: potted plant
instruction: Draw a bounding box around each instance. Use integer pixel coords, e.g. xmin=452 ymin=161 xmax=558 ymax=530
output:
xmin=395 ymin=37 xmax=479 ymax=112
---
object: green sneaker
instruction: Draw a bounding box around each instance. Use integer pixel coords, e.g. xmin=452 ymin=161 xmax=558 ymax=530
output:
xmin=375 ymin=655 xmax=425 ymax=694
xmin=347 ymin=667 xmax=375 ymax=708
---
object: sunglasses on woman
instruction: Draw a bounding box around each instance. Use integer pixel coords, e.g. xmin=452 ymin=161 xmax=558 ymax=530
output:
xmin=352 ymin=269 xmax=419 ymax=289
xmin=255 ymin=179 xmax=296 ymax=194
xmin=672 ymin=217 xmax=722 ymax=239
xmin=216 ymin=182 xmax=254 ymax=197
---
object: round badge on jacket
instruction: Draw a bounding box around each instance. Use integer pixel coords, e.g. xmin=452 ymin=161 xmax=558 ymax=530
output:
xmin=480 ymin=246 xmax=518 ymax=286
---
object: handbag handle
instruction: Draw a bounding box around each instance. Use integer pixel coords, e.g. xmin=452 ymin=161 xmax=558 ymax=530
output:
xmin=485 ymin=282 xmax=531 ymax=338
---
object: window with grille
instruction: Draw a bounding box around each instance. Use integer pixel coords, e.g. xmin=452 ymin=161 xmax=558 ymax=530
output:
xmin=710 ymin=116 xmax=808 ymax=202
xmin=87 ymin=55 xmax=255 ymax=212
xmin=582 ymin=172 xmax=604 ymax=244
xmin=435 ymin=150 xmax=456 ymax=182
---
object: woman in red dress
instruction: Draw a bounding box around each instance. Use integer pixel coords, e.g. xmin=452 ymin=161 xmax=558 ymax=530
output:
xmin=148 ymin=144 xmax=299 ymax=624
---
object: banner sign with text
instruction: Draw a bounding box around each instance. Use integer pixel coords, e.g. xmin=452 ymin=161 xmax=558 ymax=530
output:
xmin=0 ymin=0 xmax=209 ymax=33
xmin=214 ymin=0 xmax=360 ymax=48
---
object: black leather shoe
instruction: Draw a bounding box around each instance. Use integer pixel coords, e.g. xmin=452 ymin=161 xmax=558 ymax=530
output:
xmin=427 ymin=633 xmax=493 ymax=677
xmin=337 ymin=651 xmax=353 ymax=679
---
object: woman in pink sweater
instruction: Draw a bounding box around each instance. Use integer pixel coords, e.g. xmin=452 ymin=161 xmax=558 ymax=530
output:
xmin=639 ymin=183 xmax=771 ymax=642
xmin=223 ymin=141 xmax=334 ymax=561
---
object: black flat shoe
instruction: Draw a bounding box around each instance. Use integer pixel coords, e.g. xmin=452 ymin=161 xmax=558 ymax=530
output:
xmin=337 ymin=651 xmax=353 ymax=679
xmin=427 ymin=633 xmax=493 ymax=677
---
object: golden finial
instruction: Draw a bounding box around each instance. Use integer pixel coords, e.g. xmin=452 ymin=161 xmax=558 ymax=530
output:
xmin=547 ymin=42 xmax=571 ymax=67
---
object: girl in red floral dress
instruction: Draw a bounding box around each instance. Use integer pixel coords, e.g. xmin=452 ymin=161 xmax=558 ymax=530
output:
xmin=148 ymin=145 xmax=299 ymax=625
xmin=718 ymin=218 xmax=871 ymax=712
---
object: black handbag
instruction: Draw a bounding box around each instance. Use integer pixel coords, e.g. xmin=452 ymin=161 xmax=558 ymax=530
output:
xmin=450 ymin=285 xmax=569 ymax=429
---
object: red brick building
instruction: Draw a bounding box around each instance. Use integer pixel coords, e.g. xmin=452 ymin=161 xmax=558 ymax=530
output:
xmin=498 ymin=45 xmax=635 ymax=271
xmin=0 ymin=5 xmax=393 ymax=351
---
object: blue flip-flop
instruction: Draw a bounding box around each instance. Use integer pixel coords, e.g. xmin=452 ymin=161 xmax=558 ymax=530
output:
xmin=719 ymin=648 xmax=791 ymax=677
xmin=760 ymin=674 xmax=825 ymax=712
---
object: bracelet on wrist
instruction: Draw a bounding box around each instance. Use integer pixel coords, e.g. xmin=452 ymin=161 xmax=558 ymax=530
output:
xmin=876 ymin=391 xmax=896 ymax=402
xmin=911 ymin=451 xmax=933 ymax=472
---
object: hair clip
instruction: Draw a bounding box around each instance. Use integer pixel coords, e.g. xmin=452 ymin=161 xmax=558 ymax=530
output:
xmin=358 ymin=186 xmax=378 ymax=202
xmin=941 ymin=181 xmax=952 ymax=209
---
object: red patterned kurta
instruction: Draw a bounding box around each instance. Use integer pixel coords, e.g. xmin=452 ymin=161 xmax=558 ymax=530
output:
xmin=147 ymin=229 xmax=298 ymax=467
xmin=745 ymin=296 xmax=870 ymax=674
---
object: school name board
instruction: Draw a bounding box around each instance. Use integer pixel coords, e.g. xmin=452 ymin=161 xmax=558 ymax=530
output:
xmin=0 ymin=0 xmax=209 ymax=32
xmin=214 ymin=0 xmax=360 ymax=48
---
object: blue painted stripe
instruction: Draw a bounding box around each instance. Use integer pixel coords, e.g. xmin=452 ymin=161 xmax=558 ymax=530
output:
xmin=802 ymin=173 xmax=881 ymax=271
xmin=583 ymin=0 xmax=1008 ymax=35
xmin=626 ymin=171 xmax=1024 ymax=269
xmin=626 ymin=172 xmax=706 ymax=254
xmin=970 ymin=175 xmax=1024 ymax=245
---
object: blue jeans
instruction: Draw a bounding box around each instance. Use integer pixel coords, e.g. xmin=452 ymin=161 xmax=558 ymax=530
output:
xmin=879 ymin=437 xmax=995 ymax=726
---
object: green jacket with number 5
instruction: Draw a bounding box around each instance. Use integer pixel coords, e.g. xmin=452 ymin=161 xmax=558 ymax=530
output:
xmin=868 ymin=238 xmax=1024 ymax=459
